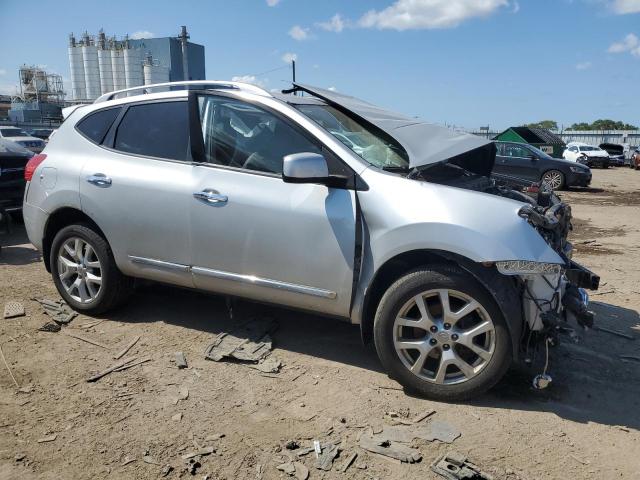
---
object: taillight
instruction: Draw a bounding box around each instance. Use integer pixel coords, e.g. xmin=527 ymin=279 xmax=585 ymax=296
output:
xmin=24 ymin=154 xmax=47 ymax=181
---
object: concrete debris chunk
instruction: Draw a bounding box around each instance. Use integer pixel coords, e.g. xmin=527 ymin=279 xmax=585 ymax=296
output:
xmin=175 ymin=351 xmax=188 ymax=369
xmin=359 ymin=435 xmax=422 ymax=464
xmin=371 ymin=419 xmax=461 ymax=444
xmin=430 ymin=452 xmax=493 ymax=480
xmin=142 ymin=455 xmax=160 ymax=465
xmin=277 ymin=462 xmax=296 ymax=475
xmin=32 ymin=297 xmax=77 ymax=324
xmin=315 ymin=443 xmax=341 ymax=471
xmin=37 ymin=434 xmax=57 ymax=443
xmin=181 ymin=446 xmax=215 ymax=460
xmin=249 ymin=356 xmax=282 ymax=373
xmin=204 ymin=317 xmax=277 ymax=364
xmin=4 ymin=301 xmax=25 ymax=319
xmin=171 ymin=412 xmax=183 ymax=422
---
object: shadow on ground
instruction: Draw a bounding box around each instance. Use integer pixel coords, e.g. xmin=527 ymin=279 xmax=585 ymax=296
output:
xmin=0 ymin=229 xmax=41 ymax=265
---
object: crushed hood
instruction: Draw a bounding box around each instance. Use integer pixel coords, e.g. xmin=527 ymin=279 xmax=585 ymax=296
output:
xmin=293 ymin=83 xmax=496 ymax=176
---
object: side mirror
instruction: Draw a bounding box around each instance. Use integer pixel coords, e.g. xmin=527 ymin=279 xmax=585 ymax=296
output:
xmin=282 ymin=152 xmax=330 ymax=184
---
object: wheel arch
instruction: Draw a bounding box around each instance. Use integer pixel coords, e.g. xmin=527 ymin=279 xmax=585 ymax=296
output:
xmin=358 ymin=249 xmax=523 ymax=359
xmin=42 ymin=207 xmax=107 ymax=273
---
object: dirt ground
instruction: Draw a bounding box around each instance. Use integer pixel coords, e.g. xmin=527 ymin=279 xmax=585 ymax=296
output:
xmin=1 ymin=167 xmax=639 ymax=480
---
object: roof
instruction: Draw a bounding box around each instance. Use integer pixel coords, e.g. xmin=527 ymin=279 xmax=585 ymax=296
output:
xmin=495 ymin=127 xmax=565 ymax=146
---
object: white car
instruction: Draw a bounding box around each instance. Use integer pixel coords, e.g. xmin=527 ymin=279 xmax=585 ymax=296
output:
xmin=562 ymin=142 xmax=609 ymax=169
xmin=0 ymin=126 xmax=46 ymax=153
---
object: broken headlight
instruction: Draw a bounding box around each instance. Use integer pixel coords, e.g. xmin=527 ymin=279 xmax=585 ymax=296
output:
xmin=496 ymin=260 xmax=563 ymax=276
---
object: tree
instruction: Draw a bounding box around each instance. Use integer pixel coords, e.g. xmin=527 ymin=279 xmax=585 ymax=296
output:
xmin=524 ymin=120 xmax=558 ymax=131
xmin=569 ymin=119 xmax=638 ymax=131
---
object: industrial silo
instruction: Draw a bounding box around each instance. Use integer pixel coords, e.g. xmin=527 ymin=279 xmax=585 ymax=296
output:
xmin=124 ymin=40 xmax=144 ymax=92
xmin=111 ymin=47 xmax=126 ymax=92
xmin=68 ymin=34 xmax=86 ymax=100
xmin=81 ymin=33 xmax=101 ymax=100
xmin=143 ymin=54 xmax=170 ymax=90
xmin=97 ymin=31 xmax=114 ymax=95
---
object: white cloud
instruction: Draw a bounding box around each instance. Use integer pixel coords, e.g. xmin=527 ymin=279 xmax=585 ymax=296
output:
xmin=289 ymin=25 xmax=309 ymax=41
xmin=318 ymin=13 xmax=346 ymax=32
xmin=282 ymin=52 xmax=298 ymax=64
xmin=608 ymin=33 xmax=640 ymax=57
xmin=357 ymin=0 xmax=510 ymax=31
xmin=231 ymin=75 xmax=266 ymax=87
xmin=610 ymin=0 xmax=640 ymax=14
xmin=512 ymin=1 xmax=520 ymax=13
xmin=130 ymin=30 xmax=154 ymax=39
xmin=266 ymin=0 xmax=280 ymax=6
xmin=575 ymin=61 xmax=592 ymax=70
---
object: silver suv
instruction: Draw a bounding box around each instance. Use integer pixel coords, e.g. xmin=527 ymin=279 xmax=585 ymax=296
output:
xmin=22 ymin=81 xmax=599 ymax=400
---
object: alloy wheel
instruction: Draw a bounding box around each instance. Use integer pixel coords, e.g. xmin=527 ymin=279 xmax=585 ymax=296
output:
xmin=57 ymin=237 xmax=103 ymax=303
xmin=392 ymin=289 xmax=496 ymax=385
xmin=542 ymin=170 xmax=563 ymax=190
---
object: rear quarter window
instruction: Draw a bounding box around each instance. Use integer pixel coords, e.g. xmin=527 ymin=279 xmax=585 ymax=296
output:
xmin=76 ymin=107 xmax=121 ymax=144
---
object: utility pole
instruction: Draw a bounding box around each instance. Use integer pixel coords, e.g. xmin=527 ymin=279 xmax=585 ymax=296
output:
xmin=291 ymin=59 xmax=296 ymax=95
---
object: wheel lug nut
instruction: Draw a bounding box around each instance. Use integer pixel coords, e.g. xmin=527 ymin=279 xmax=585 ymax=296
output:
xmin=429 ymin=338 xmax=437 ymax=346
xmin=444 ymin=323 xmax=451 ymax=330
xmin=451 ymin=334 xmax=459 ymax=341
xmin=442 ymin=344 xmax=450 ymax=350
xmin=430 ymin=326 xmax=438 ymax=333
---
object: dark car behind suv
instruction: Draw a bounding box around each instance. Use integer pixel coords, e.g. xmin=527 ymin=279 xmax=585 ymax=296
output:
xmin=0 ymin=139 xmax=33 ymax=215
xmin=494 ymin=141 xmax=591 ymax=190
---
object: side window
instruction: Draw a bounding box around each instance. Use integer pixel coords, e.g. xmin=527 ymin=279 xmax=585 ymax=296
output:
xmin=503 ymin=144 xmax=529 ymax=158
xmin=77 ymin=107 xmax=120 ymax=144
xmin=114 ymin=101 xmax=189 ymax=161
xmin=197 ymin=95 xmax=321 ymax=174
xmin=495 ymin=143 xmax=503 ymax=155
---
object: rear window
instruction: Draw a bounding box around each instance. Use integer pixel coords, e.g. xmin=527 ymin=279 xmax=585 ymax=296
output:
xmin=114 ymin=101 xmax=189 ymax=161
xmin=77 ymin=108 xmax=120 ymax=144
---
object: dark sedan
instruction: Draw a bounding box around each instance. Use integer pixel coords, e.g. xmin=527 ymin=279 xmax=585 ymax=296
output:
xmin=494 ymin=141 xmax=591 ymax=190
xmin=0 ymin=138 xmax=33 ymax=215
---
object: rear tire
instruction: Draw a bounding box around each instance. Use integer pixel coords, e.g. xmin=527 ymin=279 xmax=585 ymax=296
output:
xmin=50 ymin=224 xmax=132 ymax=315
xmin=373 ymin=265 xmax=513 ymax=401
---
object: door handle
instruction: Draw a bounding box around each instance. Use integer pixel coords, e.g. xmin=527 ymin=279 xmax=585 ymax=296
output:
xmin=86 ymin=173 xmax=112 ymax=187
xmin=193 ymin=189 xmax=228 ymax=204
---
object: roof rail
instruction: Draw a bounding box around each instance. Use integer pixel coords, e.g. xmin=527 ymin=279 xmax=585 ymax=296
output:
xmin=94 ymin=80 xmax=272 ymax=103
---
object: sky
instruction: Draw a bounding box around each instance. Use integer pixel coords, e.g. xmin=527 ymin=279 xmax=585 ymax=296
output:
xmin=0 ymin=0 xmax=638 ymax=130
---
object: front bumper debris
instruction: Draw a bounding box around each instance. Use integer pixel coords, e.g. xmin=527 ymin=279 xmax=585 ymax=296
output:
xmin=565 ymin=260 xmax=600 ymax=290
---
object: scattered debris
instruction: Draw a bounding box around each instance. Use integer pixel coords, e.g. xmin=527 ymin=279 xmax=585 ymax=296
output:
xmin=249 ymin=356 xmax=282 ymax=373
xmin=315 ymin=443 xmax=341 ymax=471
xmin=3 ymin=301 xmax=25 ymax=319
xmin=112 ymin=357 xmax=151 ymax=372
xmin=37 ymin=434 xmax=57 ymax=443
xmin=371 ymin=420 xmax=461 ymax=444
xmin=17 ymin=384 xmax=33 ymax=394
xmin=143 ymin=455 xmax=160 ymax=465
xmin=184 ymin=458 xmax=201 ymax=475
xmin=86 ymin=356 xmax=137 ymax=382
xmin=114 ymin=335 xmax=141 ymax=359
xmin=359 ymin=435 xmax=422 ymax=463
xmin=0 ymin=343 xmax=19 ymax=388
xmin=340 ymin=452 xmax=358 ymax=472
xmin=412 ymin=409 xmax=436 ymax=423
xmin=178 ymin=386 xmax=189 ymax=400
xmin=175 ymin=351 xmax=188 ymax=369
xmin=277 ymin=462 xmax=310 ymax=480
xmin=181 ymin=446 xmax=215 ymax=460
xmin=64 ymin=331 xmax=109 ymax=349
xmin=32 ymin=297 xmax=77 ymax=324
xmin=38 ymin=321 xmax=61 ymax=333
xmin=204 ymin=318 xmax=281 ymax=371
xmin=15 ymin=453 xmax=26 ymax=462
xmin=593 ymin=325 xmax=635 ymax=340
xmin=205 ymin=433 xmax=225 ymax=442
xmin=161 ymin=464 xmax=173 ymax=477
xmin=570 ymin=454 xmax=590 ymax=466
xmin=285 ymin=440 xmax=300 ymax=450
xmin=171 ymin=413 xmax=183 ymax=422
xmin=277 ymin=462 xmax=296 ymax=475
xmin=313 ymin=440 xmax=322 ymax=457
xmin=431 ymin=452 xmax=492 ymax=480
xmin=121 ymin=456 xmax=136 ymax=466
xmin=616 ymin=426 xmax=630 ymax=433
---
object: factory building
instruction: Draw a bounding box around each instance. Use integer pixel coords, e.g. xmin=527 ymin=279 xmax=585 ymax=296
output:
xmin=68 ymin=26 xmax=205 ymax=101
xmin=8 ymin=66 xmax=65 ymax=123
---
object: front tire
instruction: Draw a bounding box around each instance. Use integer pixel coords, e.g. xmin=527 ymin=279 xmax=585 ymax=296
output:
xmin=541 ymin=169 xmax=565 ymax=190
xmin=373 ymin=265 xmax=512 ymax=401
xmin=50 ymin=224 xmax=132 ymax=315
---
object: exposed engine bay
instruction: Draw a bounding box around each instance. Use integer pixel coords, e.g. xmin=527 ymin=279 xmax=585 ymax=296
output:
xmin=415 ymin=162 xmax=600 ymax=386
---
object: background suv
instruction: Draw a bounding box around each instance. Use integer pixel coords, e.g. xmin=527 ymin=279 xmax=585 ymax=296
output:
xmin=22 ymin=81 xmax=597 ymax=400
xmin=494 ymin=141 xmax=591 ymax=190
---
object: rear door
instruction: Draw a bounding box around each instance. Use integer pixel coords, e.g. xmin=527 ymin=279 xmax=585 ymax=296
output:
xmin=188 ymin=92 xmax=357 ymax=317
xmin=78 ymin=99 xmax=195 ymax=287
xmin=494 ymin=143 xmax=538 ymax=180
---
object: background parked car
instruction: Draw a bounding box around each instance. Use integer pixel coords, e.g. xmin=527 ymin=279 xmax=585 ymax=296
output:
xmin=0 ymin=126 xmax=46 ymax=153
xmin=26 ymin=128 xmax=55 ymax=142
xmin=630 ymin=147 xmax=640 ymax=170
xmin=494 ymin=141 xmax=591 ymax=190
xmin=599 ymin=142 xmax=625 ymax=166
xmin=0 ymin=138 xmax=33 ymax=217
xmin=563 ymin=142 xmax=610 ymax=168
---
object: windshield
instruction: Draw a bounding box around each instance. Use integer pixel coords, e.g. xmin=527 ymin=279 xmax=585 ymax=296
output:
xmin=294 ymin=104 xmax=409 ymax=169
xmin=579 ymin=146 xmax=600 ymax=152
xmin=0 ymin=128 xmax=28 ymax=138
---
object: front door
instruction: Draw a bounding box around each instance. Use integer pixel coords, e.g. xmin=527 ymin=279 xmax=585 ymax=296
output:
xmin=79 ymin=99 xmax=195 ymax=288
xmin=188 ymin=93 xmax=356 ymax=317
xmin=494 ymin=143 xmax=539 ymax=181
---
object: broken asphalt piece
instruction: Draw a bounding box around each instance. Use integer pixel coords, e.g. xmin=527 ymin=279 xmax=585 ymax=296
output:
xmin=340 ymin=452 xmax=358 ymax=472
xmin=249 ymin=356 xmax=282 ymax=373
xmin=175 ymin=351 xmax=188 ymax=369
xmin=4 ymin=301 xmax=25 ymax=319
xmin=32 ymin=297 xmax=77 ymax=325
xmin=315 ymin=443 xmax=341 ymax=471
xmin=38 ymin=321 xmax=61 ymax=333
xmin=204 ymin=317 xmax=278 ymax=365
xmin=359 ymin=435 xmax=422 ymax=464
xmin=181 ymin=446 xmax=215 ymax=460
xmin=372 ymin=420 xmax=461 ymax=444
xmin=37 ymin=434 xmax=57 ymax=443
xmin=430 ymin=452 xmax=493 ymax=480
